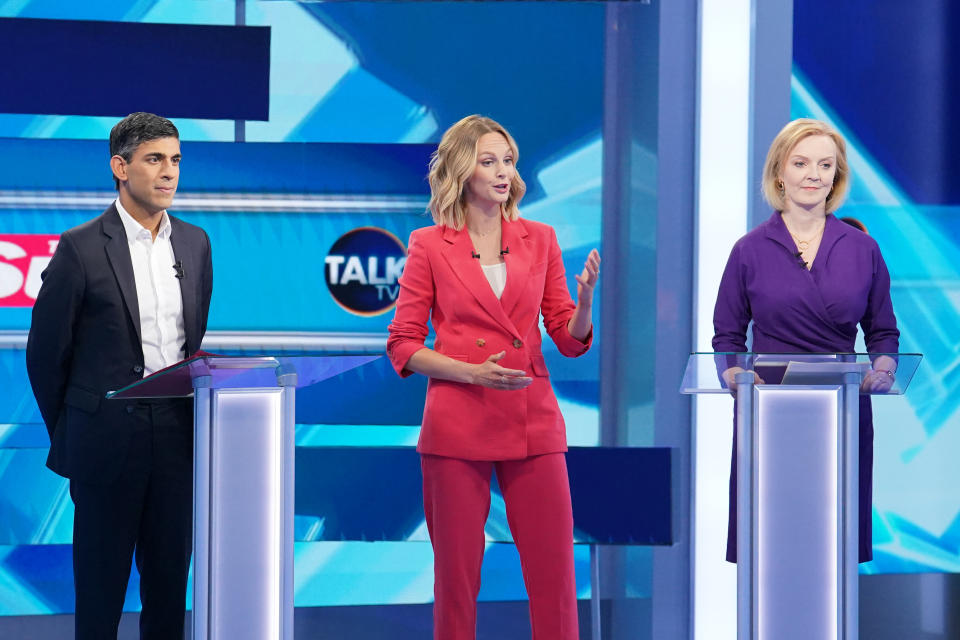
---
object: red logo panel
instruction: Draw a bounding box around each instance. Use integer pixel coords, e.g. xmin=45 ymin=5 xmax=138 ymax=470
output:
xmin=0 ymin=234 xmax=60 ymax=307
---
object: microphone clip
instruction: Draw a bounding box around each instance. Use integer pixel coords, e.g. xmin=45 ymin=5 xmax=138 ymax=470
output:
xmin=471 ymin=246 xmax=510 ymax=259
xmin=173 ymin=260 xmax=185 ymax=279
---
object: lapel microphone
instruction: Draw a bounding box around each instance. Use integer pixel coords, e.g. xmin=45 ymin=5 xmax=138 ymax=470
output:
xmin=794 ymin=251 xmax=808 ymax=269
xmin=173 ymin=260 xmax=185 ymax=279
xmin=470 ymin=247 xmax=509 ymax=259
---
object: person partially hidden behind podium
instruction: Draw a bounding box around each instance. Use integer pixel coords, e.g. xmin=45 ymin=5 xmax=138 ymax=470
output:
xmin=26 ymin=112 xmax=213 ymax=639
xmin=387 ymin=115 xmax=600 ymax=639
xmin=712 ymin=118 xmax=899 ymax=564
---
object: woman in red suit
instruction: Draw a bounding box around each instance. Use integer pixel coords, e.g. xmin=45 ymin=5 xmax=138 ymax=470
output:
xmin=387 ymin=114 xmax=600 ymax=639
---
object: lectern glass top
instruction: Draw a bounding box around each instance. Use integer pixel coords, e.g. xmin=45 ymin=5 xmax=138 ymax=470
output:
xmin=107 ymin=354 xmax=381 ymax=399
xmin=680 ymin=352 xmax=922 ymax=395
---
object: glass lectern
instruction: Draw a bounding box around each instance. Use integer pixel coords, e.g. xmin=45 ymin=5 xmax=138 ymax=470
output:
xmin=108 ymin=354 xmax=380 ymax=640
xmin=682 ymin=352 xmax=921 ymax=640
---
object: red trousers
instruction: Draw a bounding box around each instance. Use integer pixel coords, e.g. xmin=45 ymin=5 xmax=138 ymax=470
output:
xmin=420 ymin=452 xmax=579 ymax=640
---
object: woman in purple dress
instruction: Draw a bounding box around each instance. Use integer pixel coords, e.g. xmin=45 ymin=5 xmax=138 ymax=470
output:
xmin=712 ymin=118 xmax=900 ymax=563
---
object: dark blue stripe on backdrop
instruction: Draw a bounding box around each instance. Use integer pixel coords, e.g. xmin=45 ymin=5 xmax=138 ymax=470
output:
xmin=0 ymin=139 xmax=433 ymax=194
xmin=295 ymin=446 xmax=673 ymax=545
xmin=0 ymin=17 xmax=270 ymax=121
xmin=793 ymin=0 xmax=960 ymax=204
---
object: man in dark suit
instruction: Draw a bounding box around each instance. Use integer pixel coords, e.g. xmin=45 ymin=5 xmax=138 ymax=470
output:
xmin=26 ymin=112 xmax=213 ymax=639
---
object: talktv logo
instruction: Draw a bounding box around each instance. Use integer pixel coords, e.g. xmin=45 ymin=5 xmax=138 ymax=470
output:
xmin=324 ymin=227 xmax=407 ymax=316
xmin=0 ymin=234 xmax=59 ymax=307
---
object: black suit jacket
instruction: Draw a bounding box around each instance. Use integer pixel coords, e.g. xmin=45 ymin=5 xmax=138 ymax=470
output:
xmin=26 ymin=203 xmax=213 ymax=483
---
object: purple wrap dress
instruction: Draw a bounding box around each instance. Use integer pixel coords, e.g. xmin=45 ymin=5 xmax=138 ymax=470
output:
xmin=712 ymin=211 xmax=900 ymax=563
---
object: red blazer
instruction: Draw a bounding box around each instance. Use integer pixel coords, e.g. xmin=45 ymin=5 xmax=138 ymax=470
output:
xmin=387 ymin=217 xmax=591 ymax=461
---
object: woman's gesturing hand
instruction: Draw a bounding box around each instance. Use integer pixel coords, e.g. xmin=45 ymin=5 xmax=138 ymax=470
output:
xmin=472 ymin=351 xmax=533 ymax=390
xmin=574 ymin=249 xmax=601 ymax=304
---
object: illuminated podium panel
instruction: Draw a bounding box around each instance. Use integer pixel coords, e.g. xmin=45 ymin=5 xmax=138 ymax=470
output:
xmin=109 ymin=354 xmax=379 ymax=640
xmin=682 ymin=352 xmax=921 ymax=640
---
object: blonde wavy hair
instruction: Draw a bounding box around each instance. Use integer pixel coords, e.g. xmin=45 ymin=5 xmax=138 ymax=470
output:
xmin=427 ymin=115 xmax=526 ymax=229
xmin=762 ymin=118 xmax=850 ymax=213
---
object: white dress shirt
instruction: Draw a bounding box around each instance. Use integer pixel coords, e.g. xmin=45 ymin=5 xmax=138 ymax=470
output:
xmin=115 ymin=199 xmax=186 ymax=375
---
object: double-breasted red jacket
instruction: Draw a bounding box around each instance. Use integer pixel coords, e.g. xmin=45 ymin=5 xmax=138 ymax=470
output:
xmin=386 ymin=217 xmax=591 ymax=461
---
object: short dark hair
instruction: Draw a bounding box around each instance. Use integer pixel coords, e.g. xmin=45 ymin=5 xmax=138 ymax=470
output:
xmin=840 ymin=216 xmax=868 ymax=234
xmin=109 ymin=112 xmax=179 ymax=189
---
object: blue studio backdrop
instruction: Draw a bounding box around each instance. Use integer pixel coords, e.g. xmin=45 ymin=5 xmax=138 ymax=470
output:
xmin=792 ymin=0 xmax=960 ymax=575
xmin=0 ymin=1 xmax=623 ymax=617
